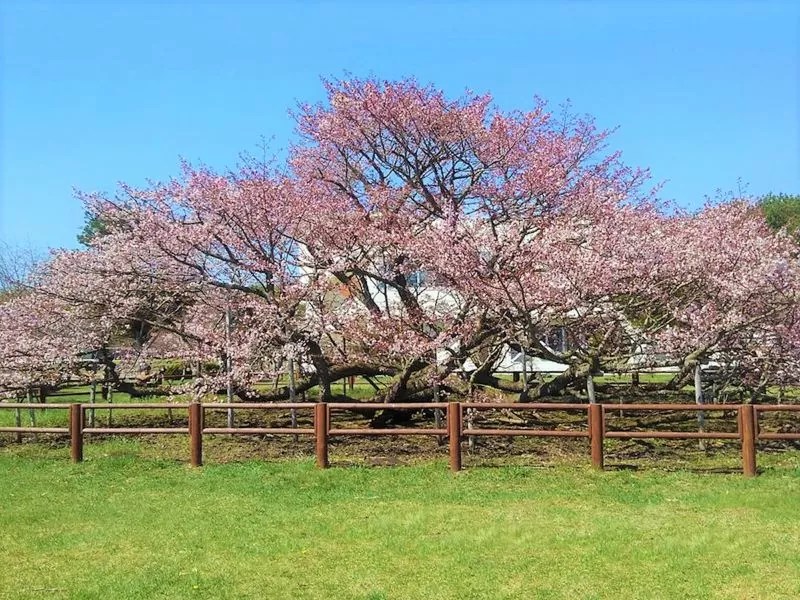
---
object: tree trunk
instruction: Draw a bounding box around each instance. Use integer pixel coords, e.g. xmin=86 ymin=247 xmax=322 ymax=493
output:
xmin=306 ymin=341 xmax=332 ymax=402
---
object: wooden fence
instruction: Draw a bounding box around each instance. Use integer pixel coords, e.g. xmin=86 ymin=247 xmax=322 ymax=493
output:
xmin=2 ymin=401 xmax=799 ymax=476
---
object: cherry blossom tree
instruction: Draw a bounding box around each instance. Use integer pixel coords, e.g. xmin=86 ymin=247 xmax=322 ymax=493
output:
xmin=5 ymin=78 xmax=800 ymax=407
xmin=643 ymin=202 xmax=800 ymax=395
xmin=290 ymin=78 xmax=659 ymax=399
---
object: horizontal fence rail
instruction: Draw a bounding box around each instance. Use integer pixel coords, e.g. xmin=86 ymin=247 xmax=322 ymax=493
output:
xmin=0 ymin=427 xmax=70 ymax=434
xmin=0 ymin=403 xmax=71 ymax=437
xmin=0 ymin=405 xmax=72 ymax=409
xmin=1 ymin=400 xmax=799 ymax=475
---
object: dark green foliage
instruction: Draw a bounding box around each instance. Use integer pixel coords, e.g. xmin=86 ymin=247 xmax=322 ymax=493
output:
xmin=760 ymin=193 xmax=800 ymax=238
xmin=158 ymin=359 xmax=189 ymax=378
xmin=77 ymin=211 xmax=111 ymax=246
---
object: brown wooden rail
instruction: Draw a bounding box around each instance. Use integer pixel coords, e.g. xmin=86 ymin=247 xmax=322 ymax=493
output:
xmin=0 ymin=405 xmax=71 ymax=409
xmin=0 ymin=403 xmax=71 ymax=440
xmin=0 ymin=427 xmax=70 ymax=434
xmin=1 ymin=401 xmax=799 ymax=476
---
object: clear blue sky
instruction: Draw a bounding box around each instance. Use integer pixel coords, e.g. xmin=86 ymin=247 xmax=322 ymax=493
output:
xmin=1 ymin=0 xmax=798 ymax=251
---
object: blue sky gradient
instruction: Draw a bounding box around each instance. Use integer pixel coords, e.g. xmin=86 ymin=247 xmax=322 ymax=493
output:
xmin=1 ymin=0 xmax=798 ymax=250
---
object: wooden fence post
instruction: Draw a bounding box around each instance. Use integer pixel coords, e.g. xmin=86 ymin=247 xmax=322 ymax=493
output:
xmin=448 ymin=401 xmax=462 ymax=472
xmin=589 ymin=403 xmax=604 ymax=470
xmin=70 ymin=403 xmax=83 ymax=463
xmin=739 ymin=404 xmax=757 ymax=477
xmin=315 ymin=402 xmax=329 ymax=468
xmin=189 ymin=402 xmax=203 ymax=467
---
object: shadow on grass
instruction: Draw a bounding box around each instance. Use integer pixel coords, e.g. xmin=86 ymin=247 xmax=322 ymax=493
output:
xmin=604 ymin=462 xmax=746 ymax=474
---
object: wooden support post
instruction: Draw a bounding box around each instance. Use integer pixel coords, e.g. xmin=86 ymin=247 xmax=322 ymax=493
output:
xmin=189 ymin=402 xmax=203 ymax=467
xmin=521 ymin=348 xmax=528 ymax=393
xmin=28 ymin=388 xmax=37 ymax=441
xmin=14 ymin=405 xmax=21 ymax=443
xmin=754 ymin=406 xmax=760 ymax=439
xmin=433 ymin=349 xmax=443 ymax=445
xmin=739 ymin=404 xmax=757 ymax=477
xmin=434 ymin=408 xmax=444 ymax=446
xmin=326 ymin=401 xmax=331 ymax=434
xmin=695 ymin=364 xmax=706 ymax=451
xmin=448 ymin=401 xmax=462 ymax=472
xmin=289 ymin=358 xmax=298 ymax=442
xmin=342 ymin=341 xmax=347 ymax=399
xmin=586 ymin=374 xmax=596 ymax=404
xmin=315 ymin=402 xmax=329 ymax=468
xmin=106 ymin=385 xmax=113 ymax=427
xmin=88 ymin=382 xmax=96 ymax=428
xmin=225 ymin=307 xmax=234 ymax=428
xmin=27 ymin=387 xmax=36 ymax=426
xmin=589 ymin=403 xmax=604 ymax=470
xmin=70 ymin=403 xmax=83 ymax=463
xmin=466 ymin=407 xmax=475 ymax=451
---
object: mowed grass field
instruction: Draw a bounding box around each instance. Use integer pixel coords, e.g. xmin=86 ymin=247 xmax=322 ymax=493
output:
xmin=1 ymin=441 xmax=800 ymax=600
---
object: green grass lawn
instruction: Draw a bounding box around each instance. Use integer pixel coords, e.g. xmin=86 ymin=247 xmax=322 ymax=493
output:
xmin=1 ymin=442 xmax=799 ymax=600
